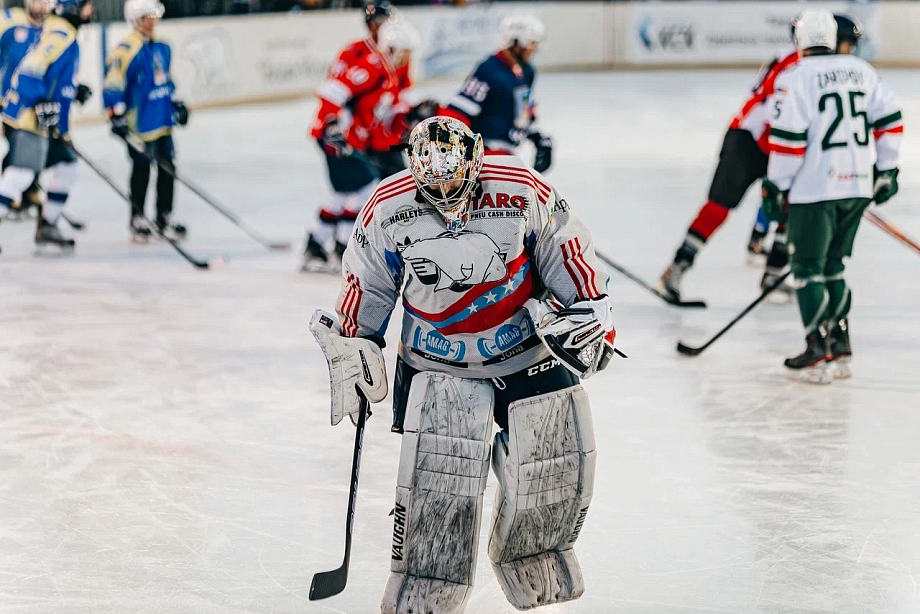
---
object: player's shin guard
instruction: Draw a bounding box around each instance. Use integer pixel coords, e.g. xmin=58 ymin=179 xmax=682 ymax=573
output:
xmin=488 ymin=385 xmax=596 ymax=610
xmin=678 ymin=200 xmax=731 ymax=266
xmin=0 ymin=166 xmax=37 ymax=217
xmin=43 ymin=162 xmax=78 ymax=224
xmin=381 ymin=373 xmax=494 ymax=614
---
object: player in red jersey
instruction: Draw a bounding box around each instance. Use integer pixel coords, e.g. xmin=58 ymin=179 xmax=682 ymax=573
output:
xmin=654 ymin=43 xmax=800 ymax=302
xmin=302 ymin=2 xmax=426 ymax=273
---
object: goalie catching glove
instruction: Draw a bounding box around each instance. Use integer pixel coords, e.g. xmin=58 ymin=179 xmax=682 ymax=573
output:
xmin=310 ymin=309 xmax=388 ymax=426
xmin=525 ymin=296 xmax=616 ymax=379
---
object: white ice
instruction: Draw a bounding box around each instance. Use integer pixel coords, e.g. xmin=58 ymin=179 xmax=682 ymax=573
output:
xmin=1 ymin=69 xmax=919 ymax=613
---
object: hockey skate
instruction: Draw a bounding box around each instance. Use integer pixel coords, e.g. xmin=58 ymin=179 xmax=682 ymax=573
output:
xmin=653 ymin=261 xmax=689 ymax=302
xmin=130 ymin=216 xmax=153 ymax=243
xmin=827 ymin=318 xmax=852 ymax=379
xmin=156 ymin=216 xmax=187 ymax=242
xmin=300 ymin=235 xmax=342 ymax=274
xmin=34 ymin=218 xmax=75 ymax=256
xmin=784 ymin=330 xmax=834 ymax=385
xmin=761 ymin=270 xmax=796 ymax=305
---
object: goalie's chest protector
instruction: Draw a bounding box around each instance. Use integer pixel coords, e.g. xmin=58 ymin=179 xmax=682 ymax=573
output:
xmin=368 ymin=165 xmax=553 ymax=377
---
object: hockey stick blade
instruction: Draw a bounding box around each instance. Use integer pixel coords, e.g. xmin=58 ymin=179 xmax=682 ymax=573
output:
xmin=309 ymin=394 xmax=370 ymax=601
xmin=310 ymin=567 xmax=348 ymax=602
xmin=62 ymin=212 xmax=86 ymax=231
xmin=675 ymin=270 xmax=792 ymax=357
xmin=595 ymin=250 xmax=707 ymax=309
xmin=675 ymin=341 xmax=704 ymax=357
xmin=661 ymin=294 xmax=708 ymax=309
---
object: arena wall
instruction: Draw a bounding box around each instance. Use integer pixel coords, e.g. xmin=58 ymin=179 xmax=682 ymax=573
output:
xmin=70 ymin=0 xmax=917 ymax=121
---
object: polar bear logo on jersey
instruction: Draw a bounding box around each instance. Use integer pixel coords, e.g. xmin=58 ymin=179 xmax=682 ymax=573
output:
xmin=399 ymin=231 xmax=507 ymax=292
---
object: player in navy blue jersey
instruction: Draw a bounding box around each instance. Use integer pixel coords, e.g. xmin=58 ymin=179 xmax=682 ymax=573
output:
xmin=442 ymin=14 xmax=553 ymax=173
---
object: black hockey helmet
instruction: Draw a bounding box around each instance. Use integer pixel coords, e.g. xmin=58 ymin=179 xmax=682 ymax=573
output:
xmin=834 ymin=14 xmax=863 ymax=46
xmin=365 ymin=1 xmax=393 ymax=25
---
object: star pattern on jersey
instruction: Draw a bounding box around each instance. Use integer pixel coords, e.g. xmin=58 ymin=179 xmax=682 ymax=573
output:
xmin=460 ymin=266 xmax=529 ymax=317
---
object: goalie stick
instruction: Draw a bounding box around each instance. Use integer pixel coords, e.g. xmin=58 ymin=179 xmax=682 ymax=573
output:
xmin=595 ymin=250 xmax=707 ymax=309
xmin=309 ymin=393 xmax=371 ymax=601
xmin=676 ymin=270 xmax=792 ymax=356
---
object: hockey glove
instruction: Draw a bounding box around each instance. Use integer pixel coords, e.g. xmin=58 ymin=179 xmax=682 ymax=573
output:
xmin=528 ymin=132 xmax=553 ymax=173
xmin=109 ymin=113 xmax=129 ymax=138
xmin=310 ymin=309 xmax=388 ymax=426
xmin=873 ymin=166 xmax=899 ymax=205
xmin=761 ymin=178 xmax=789 ymax=223
xmin=406 ymin=99 xmax=439 ymax=128
xmin=318 ymin=120 xmax=351 ymax=158
xmin=34 ymin=101 xmax=61 ymax=130
xmin=172 ymin=101 xmax=189 ymax=126
xmin=75 ymin=84 xmax=93 ymax=105
xmin=525 ymin=296 xmax=616 ymax=379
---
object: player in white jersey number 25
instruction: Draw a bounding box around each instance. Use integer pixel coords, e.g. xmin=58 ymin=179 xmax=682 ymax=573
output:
xmin=763 ymin=9 xmax=903 ymax=384
xmin=310 ymin=116 xmax=618 ymax=613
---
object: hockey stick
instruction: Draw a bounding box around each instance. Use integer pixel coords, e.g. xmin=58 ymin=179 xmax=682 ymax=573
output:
xmin=595 ymin=250 xmax=707 ymax=309
xmin=864 ymin=209 xmax=920 ymax=255
xmin=676 ymin=270 xmax=792 ymax=357
xmin=309 ymin=393 xmax=370 ymax=601
xmin=122 ymin=135 xmax=293 ymax=251
xmin=61 ymin=211 xmax=86 ymax=231
xmin=65 ymin=140 xmax=223 ymax=270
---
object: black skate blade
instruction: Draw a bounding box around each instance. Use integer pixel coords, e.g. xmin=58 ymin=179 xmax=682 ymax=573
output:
xmin=676 ymin=341 xmax=704 ymax=356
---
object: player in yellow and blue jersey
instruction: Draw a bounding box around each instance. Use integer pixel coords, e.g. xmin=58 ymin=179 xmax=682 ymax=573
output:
xmin=0 ymin=0 xmax=93 ymax=253
xmin=0 ymin=0 xmax=59 ymax=219
xmin=104 ymin=0 xmax=188 ymax=241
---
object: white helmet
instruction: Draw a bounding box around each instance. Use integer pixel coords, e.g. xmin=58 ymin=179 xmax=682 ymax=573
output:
xmin=125 ymin=0 xmax=164 ymax=28
xmin=794 ymin=9 xmax=836 ymax=51
xmin=408 ymin=117 xmax=484 ymax=233
xmin=500 ymin=14 xmax=545 ymax=49
xmin=377 ymin=18 xmax=420 ymax=61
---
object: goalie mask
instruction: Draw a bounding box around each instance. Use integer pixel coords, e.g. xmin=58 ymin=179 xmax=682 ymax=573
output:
xmin=407 ymin=116 xmax=484 ymax=233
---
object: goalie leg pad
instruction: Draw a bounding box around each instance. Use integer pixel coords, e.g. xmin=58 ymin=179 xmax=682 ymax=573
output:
xmin=381 ymin=372 xmax=494 ymax=614
xmin=487 ymin=385 xmax=596 ymax=610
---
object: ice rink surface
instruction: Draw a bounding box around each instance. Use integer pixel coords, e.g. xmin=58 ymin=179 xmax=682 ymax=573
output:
xmin=1 ymin=69 xmax=919 ymax=613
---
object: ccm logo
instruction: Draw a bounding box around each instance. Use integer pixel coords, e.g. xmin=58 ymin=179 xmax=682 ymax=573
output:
xmin=528 ymin=359 xmax=560 ymax=376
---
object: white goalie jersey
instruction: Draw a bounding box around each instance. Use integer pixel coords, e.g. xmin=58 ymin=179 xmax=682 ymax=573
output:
xmin=767 ymin=54 xmax=903 ymax=204
xmin=335 ymin=155 xmax=610 ymax=379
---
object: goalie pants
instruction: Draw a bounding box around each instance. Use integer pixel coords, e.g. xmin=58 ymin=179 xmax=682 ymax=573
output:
xmin=787 ymin=198 xmax=871 ymax=333
xmin=390 ymin=354 xmax=578 ymax=434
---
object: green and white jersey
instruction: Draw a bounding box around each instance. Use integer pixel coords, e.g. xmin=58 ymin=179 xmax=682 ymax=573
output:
xmin=767 ymin=53 xmax=903 ymax=205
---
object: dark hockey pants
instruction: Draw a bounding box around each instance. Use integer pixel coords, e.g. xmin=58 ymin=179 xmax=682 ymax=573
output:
xmin=129 ymin=135 xmax=175 ymax=225
xmin=787 ymin=198 xmax=871 ymax=334
xmin=390 ymin=355 xmax=579 ymax=434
